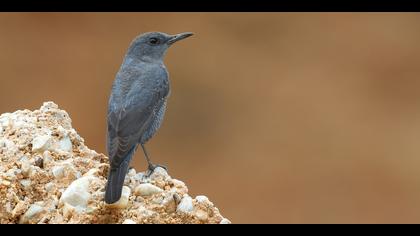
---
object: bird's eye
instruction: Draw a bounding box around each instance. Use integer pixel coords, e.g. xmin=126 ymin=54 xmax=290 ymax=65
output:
xmin=149 ymin=37 xmax=160 ymax=45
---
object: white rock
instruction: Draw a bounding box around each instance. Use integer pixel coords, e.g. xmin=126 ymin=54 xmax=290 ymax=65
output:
xmin=134 ymin=183 xmax=163 ymax=197
xmin=32 ymin=134 xmax=51 ymax=152
xmin=127 ymin=168 xmax=136 ymax=177
xmin=195 ymin=209 xmax=208 ymax=221
xmin=5 ymin=168 xmax=16 ymax=180
xmin=28 ymin=166 xmax=40 ymax=179
xmin=177 ymin=196 xmax=194 ymax=213
xmin=220 ymin=218 xmax=231 ymax=224
xmin=52 ymin=161 xmax=78 ymax=180
xmin=0 ymin=138 xmax=16 ymax=150
xmin=0 ymin=114 xmax=10 ymax=128
xmin=20 ymin=204 xmax=44 ymax=223
xmin=195 ymin=195 xmax=209 ymax=204
xmin=172 ymin=179 xmax=186 ymax=187
xmin=122 ymin=219 xmax=136 ymax=224
xmin=58 ymin=136 xmax=72 ymax=152
xmin=40 ymin=101 xmax=58 ymax=112
xmin=42 ymin=151 xmax=53 ymax=166
xmin=107 ymin=186 xmax=131 ymax=209
xmin=52 ymin=166 xmax=66 ymax=179
xmin=19 ymin=179 xmax=31 ymax=189
xmin=56 ymin=125 xmax=68 ymax=137
xmin=60 ymin=176 xmax=99 ymax=211
xmin=149 ymin=167 xmax=168 ymax=178
xmin=45 ymin=182 xmax=55 ymax=192
xmin=20 ymin=159 xmax=32 ymax=177
xmin=133 ymin=173 xmax=145 ymax=182
xmin=13 ymin=119 xmax=26 ymax=129
xmin=19 ymin=155 xmax=29 ymax=162
xmin=83 ymin=168 xmax=99 ymax=177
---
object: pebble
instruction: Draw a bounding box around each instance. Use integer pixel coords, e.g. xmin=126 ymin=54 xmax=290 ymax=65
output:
xmin=5 ymin=168 xmax=17 ymax=180
xmin=107 ymin=186 xmax=131 ymax=209
xmin=172 ymin=179 xmax=186 ymax=187
xmin=45 ymin=182 xmax=55 ymax=192
xmin=161 ymin=192 xmax=177 ymax=213
xmin=20 ymin=159 xmax=32 ymax=177
xmin=83 ymin=168 xmax=99 ymax=177
xmin=20 ymin=203 xmax=45 ymax=224
xmin=134 ymin=183 xmax=163 ymax=197
xmin=0 ymin=114 xmax=10 ymax=127
xmin=58 ymin=136 xmax=72 ymax=152
xmin=19 ymin=179 xmax=31 ymax=189
xmin=220 ymin=218 xmax=231 ymax=224
xmin=149 ymin=166 xmax=168 ymax=178
xmin=177 ymin=196 xmax=194 ymax=213
xmin=52 ymin=166 xmax=66 ymax=179
xmin=40 ymin=101 xmax=58 ymax=112
xmin=195 ymin=209 xmax=208 ymax=221
xmin=32 ymin=134 xmax=51 ymax=152
xmin=42 ymin=151 xmax=53 ymax=166
xmin=122 ymin=219 xmax=137 ymax=224
xmin=60 ymin=176 xmax=99 ymax=211
xmin=195 ymin=195 xmax=209 ymax=204
xmin=56 ymin=125 xmax=68 ymax=137
xmin=34 ymin=157 xmax=44 ymax=168
xmin=0 ymin=138 xmax=16 ymax=152
xmin=52 ymin=161 xmax=78 ymax=180
xmin=127 ymin=168 xmax=136 ymax=177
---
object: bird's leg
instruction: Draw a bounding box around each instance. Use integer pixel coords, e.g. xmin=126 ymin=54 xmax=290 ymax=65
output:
xmin=141 ymin=143 xmax=167 ymax=177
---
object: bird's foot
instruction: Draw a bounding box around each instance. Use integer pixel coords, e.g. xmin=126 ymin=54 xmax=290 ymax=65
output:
xmin=145 ymin=163 xmax=168 ymax=177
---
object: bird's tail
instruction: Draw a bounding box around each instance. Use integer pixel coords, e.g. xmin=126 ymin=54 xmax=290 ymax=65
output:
xmin=104 ymin=147 xmax=136 ymax=204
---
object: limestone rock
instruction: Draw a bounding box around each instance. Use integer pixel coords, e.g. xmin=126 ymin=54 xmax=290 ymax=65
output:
xmin=20 ymin=203 xmax=45 ymax=224
xmin=106 ymin=186 xmax=131 ymax=209
xmin=134 ymin=183 xmax=163 ymax=197
xmin=177 ymin=196 xmax=194 ymax=213
xmin=220 ymin=218 xmax=232 ymax=224
xmin=58 ymin=136 xmax=72 ymax=152
xmin=32 ymin=134 xmax=52 ymax=152
xmin=122 ymin=219 xmax=136 ymax=224
xmin=60 ymin=176 xmax=100 ymax=212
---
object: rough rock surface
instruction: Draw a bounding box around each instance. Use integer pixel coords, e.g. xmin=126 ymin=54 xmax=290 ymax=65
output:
xmin=0 ymin=102 xmax=229 ymax=224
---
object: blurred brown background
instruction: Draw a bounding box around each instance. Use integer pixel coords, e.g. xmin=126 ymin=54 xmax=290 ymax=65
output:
xmin=1 ymin=13 xmax=420 ymax=223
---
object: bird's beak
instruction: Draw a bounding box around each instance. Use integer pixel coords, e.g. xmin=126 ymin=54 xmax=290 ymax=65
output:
xmin=167 ymin=32 xmax=194 ymax=45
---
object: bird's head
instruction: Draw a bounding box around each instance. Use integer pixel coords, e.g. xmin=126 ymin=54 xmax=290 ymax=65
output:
xmin=127 ymin=31 xmax=193 ymax=62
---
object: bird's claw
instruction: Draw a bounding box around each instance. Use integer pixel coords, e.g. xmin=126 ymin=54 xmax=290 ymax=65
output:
xmin=145 ymin=163 xmax=167 ymax=177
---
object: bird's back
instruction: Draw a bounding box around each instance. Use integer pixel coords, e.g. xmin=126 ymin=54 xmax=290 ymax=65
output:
xmin=107 ymin=59 xmax=169 ymax=165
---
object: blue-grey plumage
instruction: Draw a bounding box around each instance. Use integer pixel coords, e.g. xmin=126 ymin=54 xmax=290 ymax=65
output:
xmin=105 ymin=32 xmax=193 ymax=204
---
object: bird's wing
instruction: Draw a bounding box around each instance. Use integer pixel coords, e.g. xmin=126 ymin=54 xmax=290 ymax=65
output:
xmin=107 ymin=70 xmax=169 ymax=169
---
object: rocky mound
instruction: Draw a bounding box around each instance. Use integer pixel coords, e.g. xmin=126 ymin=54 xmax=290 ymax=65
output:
xmin=0 ymin=102 xmax=230 ymax=224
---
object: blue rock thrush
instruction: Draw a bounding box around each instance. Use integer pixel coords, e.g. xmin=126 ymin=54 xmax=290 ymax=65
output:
xmin=105 ymin=32 xmax=193 ymax=204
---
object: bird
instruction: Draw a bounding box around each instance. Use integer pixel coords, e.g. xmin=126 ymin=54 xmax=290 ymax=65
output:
xmin=104 ymin=31 xmax=193 ymax=204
